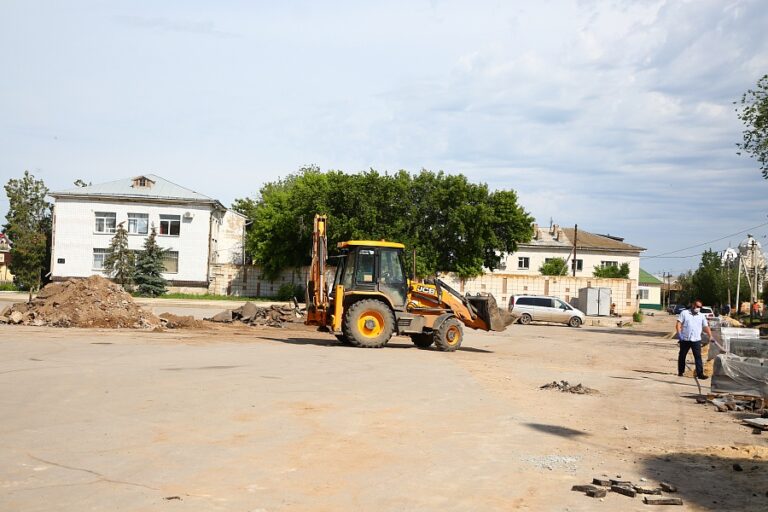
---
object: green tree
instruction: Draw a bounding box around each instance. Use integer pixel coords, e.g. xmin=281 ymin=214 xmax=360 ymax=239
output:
xmin=103 ymin=222 xmax=134 ymax=289
xmin=539 ymin=257 xmax=568 ymax=276
xmin=690 ymin=249 xmax=722 ymax=306
xmin=133 ymin=228 xmax=168 ymax=296
xmin=593 ymin=262 xmax=630 ymax=278
xmin=233 ymin=167 xmax=534 ymax=280
xmin=736 ymin=74 xmax=768 ymax=178
xmin=3 ymin=171 xmax=51 ymax=300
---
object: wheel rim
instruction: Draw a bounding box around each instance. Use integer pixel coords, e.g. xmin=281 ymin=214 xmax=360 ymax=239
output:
xmin=357 ymin=310 xmax=385 ymax=338
xmin=445 ymin=325 xmax=461 ymax=346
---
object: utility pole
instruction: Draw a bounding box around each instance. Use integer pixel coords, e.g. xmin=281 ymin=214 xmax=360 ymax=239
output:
xmin=572 ymin=224 xmax=578 ymax=277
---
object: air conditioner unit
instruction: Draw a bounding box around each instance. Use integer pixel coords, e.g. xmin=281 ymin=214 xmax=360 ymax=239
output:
xmin=183 ymin=211 xmax=194 ymax=219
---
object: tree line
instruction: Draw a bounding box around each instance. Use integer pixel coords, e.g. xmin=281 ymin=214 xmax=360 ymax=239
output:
xmin=233 ymin=166 xmax=534 ymax=279
xmin=676 ymin=249 xmax=766 ymax=307
xmin=539 ymin=257 xmax=630 ymax=278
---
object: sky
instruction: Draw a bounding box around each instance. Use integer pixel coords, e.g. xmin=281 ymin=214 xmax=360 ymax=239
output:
xmin=1 ymin=0 xmax=767 ymax=275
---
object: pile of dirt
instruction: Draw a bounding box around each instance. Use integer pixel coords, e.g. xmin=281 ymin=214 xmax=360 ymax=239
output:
xmin=159 ymin=313 xmax=206 ymax=329
xmin=0 ymin=276 xmax=160 ymax=328
xmin=206 ymin=301 xmax=303 ymax=327
xmin=540 ymin=380 xmax=598 ymax=395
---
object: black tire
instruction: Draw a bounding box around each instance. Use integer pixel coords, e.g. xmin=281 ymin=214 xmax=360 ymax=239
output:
xmin=343 ymin=299 xmax=395 ymax=348
xmin=411 ymin=333 xmax=434 ymax=349
xmin=433 ymin=317 xmax=463 ymax=352
xmin=519 ymin=313 xmax=532 ymax=325
xmin=335 ymin=334 xmax=353 ymax=345
xmin=568 ymin=316 xmax=582 ymax=328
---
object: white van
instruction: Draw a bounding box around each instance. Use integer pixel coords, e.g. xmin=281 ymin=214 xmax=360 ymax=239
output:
xmin=509 ymin=295 xmax=585 ymax=327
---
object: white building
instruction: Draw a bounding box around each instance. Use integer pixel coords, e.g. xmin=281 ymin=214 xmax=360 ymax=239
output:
xmin=495 ymin=223 xmax=644 ymax=282
xmin=441 ymin=222 xmax=646 ymax=316
xmin=50 ymin=174 xmax=246 ymax=293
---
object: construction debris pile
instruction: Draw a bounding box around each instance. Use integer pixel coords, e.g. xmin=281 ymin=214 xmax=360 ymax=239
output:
xmin=705 ymin=393 xmax=768 ymax=432
xmin=0 ymin=276 xmax=160 ymax=328
xmin=572 ymin=478 xmax=682 ymax=505
xmin=206 ymin=301 xmax=303 ymax=327
xmin=159 ymin=313 xmax=205 ymax=329
xmin=541 ymin=380 xmax=598 ymax=395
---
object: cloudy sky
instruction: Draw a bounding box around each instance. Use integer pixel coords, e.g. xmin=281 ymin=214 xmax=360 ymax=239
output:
xmin=1 ymin=0 xmax=767 ymax=274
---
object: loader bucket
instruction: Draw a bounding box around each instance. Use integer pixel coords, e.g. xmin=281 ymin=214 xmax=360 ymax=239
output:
xmin=466 ymin=293 xmax=514 ymax=332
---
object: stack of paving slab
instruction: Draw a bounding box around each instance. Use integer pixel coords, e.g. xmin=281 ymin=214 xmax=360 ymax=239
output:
xmin=711 ymin=327 xmax=768 ymax=398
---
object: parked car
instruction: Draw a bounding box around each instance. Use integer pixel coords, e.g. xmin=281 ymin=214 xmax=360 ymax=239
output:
xmin=673 ymin=304 xmax=688 ymax=315
xmin=508 ymin=295 xmax=585 ymax=327
xmin=700 ymin=306 xmax=715 ymax=319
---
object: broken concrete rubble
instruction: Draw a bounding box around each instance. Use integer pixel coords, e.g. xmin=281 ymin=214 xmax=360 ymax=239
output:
xmin=206 ymin=302 xmax=304 ymax=327
xmin=540 ymin=380 xmax=598 ymax=395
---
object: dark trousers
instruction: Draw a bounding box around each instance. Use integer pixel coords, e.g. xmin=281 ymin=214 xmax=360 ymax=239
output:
xmin=678 ymin=340 xmax=703 ymax=377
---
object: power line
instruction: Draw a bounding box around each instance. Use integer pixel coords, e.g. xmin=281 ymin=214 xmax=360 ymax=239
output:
xmin=643 ymin=221 xmax=768 ymax=259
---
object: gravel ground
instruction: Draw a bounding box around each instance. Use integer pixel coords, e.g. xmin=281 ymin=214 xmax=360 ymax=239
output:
xmin=0 ymin=315 xmax=765 ymax=511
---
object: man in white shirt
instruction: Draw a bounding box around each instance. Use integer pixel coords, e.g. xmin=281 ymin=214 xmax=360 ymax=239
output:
xmin=675 ymin=299 xmax=714 ymax=379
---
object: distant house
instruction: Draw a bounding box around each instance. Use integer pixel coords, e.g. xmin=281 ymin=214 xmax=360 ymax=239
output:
xmin=638 ymin=269 xmax=663 ymax=310
xmin=495 ymin=223 xmax=645 ymax=282
xmin=0 ymin=233 xmax=12 ymax=283
xmin=50 ymin=174 xmax=246 ymax=294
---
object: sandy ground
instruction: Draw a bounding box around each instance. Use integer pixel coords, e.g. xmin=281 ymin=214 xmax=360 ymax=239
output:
xmin=1 ymin=314 xmax=766 ymax=511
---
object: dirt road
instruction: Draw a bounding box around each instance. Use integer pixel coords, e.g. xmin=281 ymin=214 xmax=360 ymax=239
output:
xmin=1 ymin=316 xmax=765 ymax=511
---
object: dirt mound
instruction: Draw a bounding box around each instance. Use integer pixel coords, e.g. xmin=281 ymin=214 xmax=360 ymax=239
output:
xmin=159 ymin=313 xmax=206 ymax=329
xmin=2 ymin=276 xmax=160 ymax=328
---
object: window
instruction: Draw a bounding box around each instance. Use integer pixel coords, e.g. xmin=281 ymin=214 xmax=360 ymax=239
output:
xmin=94 ymin=212 xmax=116 ymax=233
xmin=93 ymin=248 xmax=109 ymax=269
xmin=356 ymin=249 xmax=375 ymax=283
xmin=638 ymin=288 xmax=649 ymax=300
xmin=379 ymin=249 xmax=405 ymax=283
xmin=518 ymin=257 xmax=530 ymax=269
xmin=127 ymin=213 xmax=149 ymax=235
xmin=601 ymin=260 xmax=618 ymax=268
xmin=534 ymin=297 xmax=554 ymax=307
xmin=162 ymin=251 xmax=179 ymax=273
xmin=516 ymin=297 xmax=533 ymax=306
xmin=571 ymin=259 xmax=583 ymax=271
xmin=159 ymin=215 xmax=181 ymax=236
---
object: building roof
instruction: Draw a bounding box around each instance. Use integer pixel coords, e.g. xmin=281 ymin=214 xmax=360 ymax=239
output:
xmin=520 ymin=223 xmax=645 ymax=253
xmin=51 ymin=174 xmax=222 ymax=206
xmin=639 ymin=268 xmax=662 ymax=285
xmin=561 ymin=228 xmax=645 ymax=252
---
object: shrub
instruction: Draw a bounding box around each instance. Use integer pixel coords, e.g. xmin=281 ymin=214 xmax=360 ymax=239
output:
xmin=632 ymin=311 xmax=643 ymax=323
xmin=0 ymin=282 xmax=18 ymax=291
xmin=276 ymin=282 xmax=305 ymax=301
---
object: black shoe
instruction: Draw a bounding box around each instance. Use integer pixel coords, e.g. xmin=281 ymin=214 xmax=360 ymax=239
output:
xmin=697 ymin=375 xmax=709 ymax=380
xmin=678 ymin=373 xmax=684 ymax=377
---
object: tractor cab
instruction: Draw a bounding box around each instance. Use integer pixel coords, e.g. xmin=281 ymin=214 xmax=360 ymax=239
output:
xmin=330 ymin=241 xmax=408 ymax=309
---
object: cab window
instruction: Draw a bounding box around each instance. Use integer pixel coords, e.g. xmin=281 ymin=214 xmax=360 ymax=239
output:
xmin=356 ymin=249 xmax=375 ymax=283
xmin=379 ymin=249 xmax=405 ymax=284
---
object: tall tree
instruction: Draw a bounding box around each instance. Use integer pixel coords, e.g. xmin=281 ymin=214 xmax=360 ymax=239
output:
xmin=133 ymin=228 xmax=168 ymax=296
xmin=593 ymin=263 xmax=630 ymax=279
xmin=736 ymin=74 xmax=768 ymax=178
xmin=103 ymin=222 xmax=134 ymax=289
xmin=539 ymin=258 xmax=568 ymax=276
xmin=3 ymin=171 xmax=51 ymax=300
xmin=234 ymin=167 xmax=534 ymax=280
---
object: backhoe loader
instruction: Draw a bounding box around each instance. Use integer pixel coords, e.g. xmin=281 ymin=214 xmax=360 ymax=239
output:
xmin=305 ymin=215 xmax=510 ymax=351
